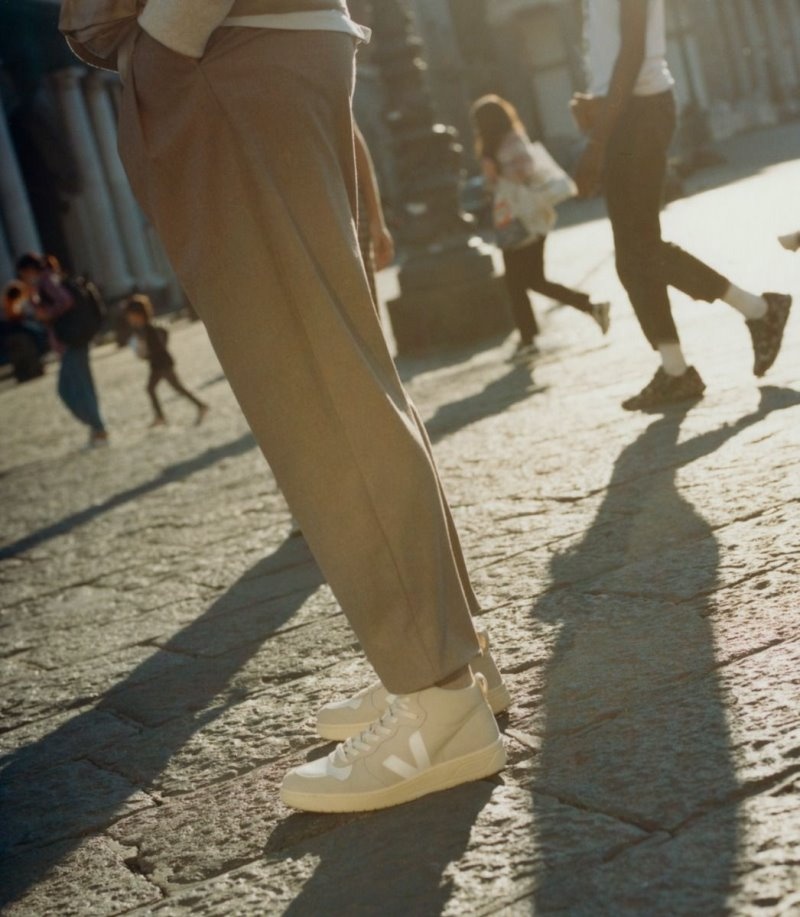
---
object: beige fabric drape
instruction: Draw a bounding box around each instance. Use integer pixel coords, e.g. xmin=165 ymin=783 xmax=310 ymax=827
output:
xmin=115 ymin=27 xmax=482 ymax=692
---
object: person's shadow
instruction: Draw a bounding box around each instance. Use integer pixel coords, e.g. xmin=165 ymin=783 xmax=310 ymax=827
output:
xmin=0 ymin=535 xmax=325 ymax=907
xmin=527 ymin=386 xmax=800 ymax=911
xmin=425 ymin=362 xmax=544 ymax=444
xmin=262 ymin=779 xmax=496 ymax=917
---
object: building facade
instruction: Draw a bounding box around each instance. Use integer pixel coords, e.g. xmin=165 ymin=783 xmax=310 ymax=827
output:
xmin=2 ymin=0 xmax=799 ymax=302
xmin=0 ymin=0 xmax=181 ymax=308
xmin=410 ymin=0 xmax=800 ymax=166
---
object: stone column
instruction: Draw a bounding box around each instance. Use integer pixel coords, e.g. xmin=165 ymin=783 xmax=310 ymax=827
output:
xmin=52 ymin=68 xmax=133 ymax=297
xmin=0 ymin=217 xmax=15 ymax=284
xmin=671 ymin=1 xmax=717 ymax=161
xmin=717 ymin=0 xmax=751 ymax=99
xmin=0 ymin=102 xmax=42 ymax=259
xmin=84 ymin=71 xmax=164 ymax=292
xmin=784 ymin=0 xmax=800 ymax=76
xmin=761 ymin=0 xmax=799 ymax=108
xmin=736 ymin=0 xmax=771 ymax=96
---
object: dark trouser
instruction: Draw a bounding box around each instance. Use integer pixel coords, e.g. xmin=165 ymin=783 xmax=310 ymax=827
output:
xmin=147 ymin=366 xmax=205 ymax=420
xmin=604 ymin=90 xmax=729 ymax=348
xmin=6 ymin=331 xmax=44 ymax=382
xmin=503 ymin=236 xmax=592 ymax=345
xmin=58 ymin=345 xmax=105 ymax=433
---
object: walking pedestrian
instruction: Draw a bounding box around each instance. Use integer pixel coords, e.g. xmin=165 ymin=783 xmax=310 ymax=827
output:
xmin=124 ymin=294 xmax=209 ymax=427
xmin=16 ymin=253 xmax=108 ymax=445
xmin=61 ymin=0 xmax=509 ymax=813
xmin=572 ymin=0 xmax=792 ymax=411
xmin=471 ymin=94 xmax=610 ymax=359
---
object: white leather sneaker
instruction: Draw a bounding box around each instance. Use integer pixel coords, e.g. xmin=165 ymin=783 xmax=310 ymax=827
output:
xmin=316 ymin=629 xmax=511 ymax=741
xmin=281 ymin=676 xmax=506 ymax=813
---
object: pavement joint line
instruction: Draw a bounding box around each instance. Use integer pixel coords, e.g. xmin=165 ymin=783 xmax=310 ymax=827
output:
xmin=667 ymin=765 xmax=800 ymax=839
xmin=525 ymin=785 xmax=661 ymax=835
xmin=2 ymin=128 xmax=799 ymax=912
xmin=119 ymin=844 xmax=167 ymax=900
xmin=599 ymin=829 xmax=671 ymax=865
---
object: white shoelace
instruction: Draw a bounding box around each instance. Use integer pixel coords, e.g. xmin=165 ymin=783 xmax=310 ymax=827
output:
xmin=333 ymin=696 xmax=419 ymax=766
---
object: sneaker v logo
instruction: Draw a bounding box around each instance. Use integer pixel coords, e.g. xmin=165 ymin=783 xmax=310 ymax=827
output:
xmin=383 ymin=731 xmax=432 ymax=779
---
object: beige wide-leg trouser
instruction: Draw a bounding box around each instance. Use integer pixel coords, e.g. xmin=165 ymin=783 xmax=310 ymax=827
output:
xmin=118 ymin=27 xmax=482 ymax=693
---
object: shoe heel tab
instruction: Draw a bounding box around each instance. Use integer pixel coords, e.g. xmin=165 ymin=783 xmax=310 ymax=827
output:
xmin=473 ymin=671 xmax=489 ymax=698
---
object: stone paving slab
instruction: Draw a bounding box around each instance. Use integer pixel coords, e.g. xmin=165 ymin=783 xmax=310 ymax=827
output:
xmin=1 ymin=123 xmax=800 ymax=914
xmin=3 ymin=836 xmax=161 ymax=917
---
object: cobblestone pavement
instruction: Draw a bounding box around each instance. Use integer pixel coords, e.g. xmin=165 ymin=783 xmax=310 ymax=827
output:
xmin=1 ymin=124 xmax=799 ymax=916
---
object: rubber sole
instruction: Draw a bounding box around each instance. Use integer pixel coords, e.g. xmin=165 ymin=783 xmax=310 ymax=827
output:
xmin=280 ymin=738 xmax=507 ymax=813
xmin=317 ymin=682 xmax=512 ymax=742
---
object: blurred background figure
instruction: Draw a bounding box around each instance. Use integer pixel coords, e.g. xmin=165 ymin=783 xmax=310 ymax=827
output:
xmin=1 ymin=279 xmax=47 ymax=383
xmin=124 ymin=294 xmax=209 ymax=429
xmin=16 ymin=253 xmax=108 ymax=447
xmin=471 ymin=94 xmax=609 ymax=360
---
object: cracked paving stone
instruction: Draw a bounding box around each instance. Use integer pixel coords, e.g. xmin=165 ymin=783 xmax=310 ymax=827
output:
xmin=89 ymin=661 xmax=373 ymax=798
xmin=0 ymin=708 xmax=138 ymax=778
xmin=1 ymin=129 xmax=800 ymax=915
xmin=527 ymin=782 xmax=800 ymax=916
xmin=0 ymin=759 xmax=154 ymax=854
xmin=121 ymin=784 xmax=644 ymax=916
xmin=508 ymin=638 xmax=800 ymax=832
xmin=1 ymin=835 xmax=161 ymax=915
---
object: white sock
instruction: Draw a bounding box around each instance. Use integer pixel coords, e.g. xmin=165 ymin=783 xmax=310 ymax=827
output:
xmin=722 ymin=284 xmax=767 ymax=320
xmin=658 ymin=343 xmax=689 ymax=377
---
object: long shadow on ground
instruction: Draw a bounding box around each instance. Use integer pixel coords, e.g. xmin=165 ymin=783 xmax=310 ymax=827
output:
xmin=0 ymin=536 xmax=324 ymax=907
xmin=0 ymin=355 xmax=541 ymax=908
xmin=0 ymin=432 xmax=257 ymax=560
xmin=425 ymin=361 xmax=541 ymax=443
xmin=528 ymin=386 xmax=800 ymax=912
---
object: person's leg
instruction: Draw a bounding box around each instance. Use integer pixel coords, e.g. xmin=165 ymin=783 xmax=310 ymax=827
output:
xmin=162 ymin=368 xmax=207 ymax=410
xmin=57 ymin=350 xmax=83 ymax=423
xmin=73 ymin=346 xmax=106 ymax=435
xmin=59 ymin=346 xmax=106 ymax=432
xmin=660 ymin=242 xmax=728 ymax=304
xmin=524 ymin=236 xmax=592 ymax=313
xmin=605 ymin=92 xmax=707 ymax=409
xmin=605 ymin=92 xmax=679 ymax=351
xmin=502 ymin=246 xmax=539 ymax=345
xmin=119 ymin=27 xmax=481 ymax=696
xmin=147 ymin=369 xmax=166 ymax=422
xmin=406 ymin=402 xmax=482 ymax=618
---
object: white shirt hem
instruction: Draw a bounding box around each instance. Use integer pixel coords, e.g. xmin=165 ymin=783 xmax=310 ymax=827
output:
xmin=223 ymin=10 xmax=371 ymax=43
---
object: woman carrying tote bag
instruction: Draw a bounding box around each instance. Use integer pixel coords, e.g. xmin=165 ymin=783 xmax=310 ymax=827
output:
xmin=471 ymin=95 xmax=610 ymax=358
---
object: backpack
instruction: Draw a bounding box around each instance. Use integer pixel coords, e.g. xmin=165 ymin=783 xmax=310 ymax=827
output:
xmin=53 ymin=277 xmax=107 ymax=347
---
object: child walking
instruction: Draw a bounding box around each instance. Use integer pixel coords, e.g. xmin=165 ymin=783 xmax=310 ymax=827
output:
xmin=124 ymin=295 xmax=208 ymax=427
xmin=471 ymin=94 xmax=610 ymax=358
